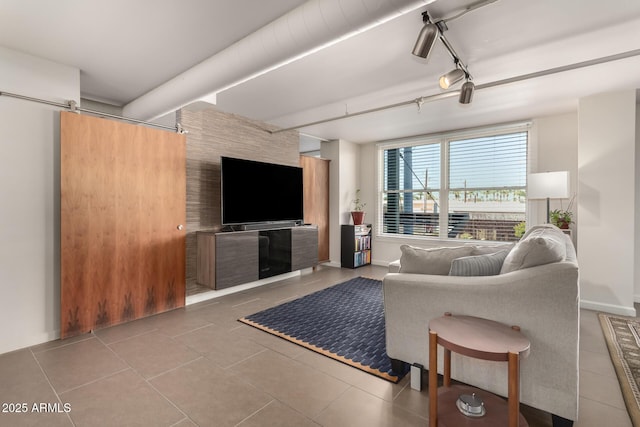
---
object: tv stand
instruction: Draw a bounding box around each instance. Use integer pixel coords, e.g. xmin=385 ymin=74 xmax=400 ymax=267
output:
xmin=196 ymin=225 xmax=318 ymax=290
xmin=259 ymin=229 xmax=291 ymax=279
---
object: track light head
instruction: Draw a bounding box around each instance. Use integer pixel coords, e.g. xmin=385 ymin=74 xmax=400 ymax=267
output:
xmin=459 ymin=80 xmax=475 ymax=104
xmin=439 ymin=68 xmax=465 ymax=89
xmin=412 ymin=9 xmax=475 ymax=105
xmin=412 ymin=22 xmax=439 ymax=60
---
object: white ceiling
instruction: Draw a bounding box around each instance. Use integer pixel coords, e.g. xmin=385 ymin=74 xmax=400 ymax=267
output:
xmin=2 ymin=0 xmax=640 ymax=143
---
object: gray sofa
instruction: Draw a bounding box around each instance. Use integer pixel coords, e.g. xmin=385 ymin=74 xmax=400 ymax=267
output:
xmin=383 ymin=224 xmax=579 ymax=425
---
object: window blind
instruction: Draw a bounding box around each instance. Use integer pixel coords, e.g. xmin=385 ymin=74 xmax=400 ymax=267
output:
xmin=383 ymin=144 xmax=441 ymax=237
xmin=448 ymin=131 xmax=527 ymax=241
xmin=380 ymin=129 xmax=528 ymax=242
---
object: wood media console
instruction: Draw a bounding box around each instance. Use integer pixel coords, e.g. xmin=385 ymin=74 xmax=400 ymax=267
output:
xmin=196 ymin=225 xmax=318 ymax=290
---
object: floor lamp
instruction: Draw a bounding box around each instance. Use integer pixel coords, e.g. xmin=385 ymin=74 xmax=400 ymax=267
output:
xmin=527 ymin=171 xmax=570 ymax=223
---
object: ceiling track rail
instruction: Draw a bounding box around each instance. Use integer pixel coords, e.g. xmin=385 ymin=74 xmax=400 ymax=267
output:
xmin=0 ymin=91 xmax=186 ymax=133
xmin=270 ymin=48 xmax=640 ymax=134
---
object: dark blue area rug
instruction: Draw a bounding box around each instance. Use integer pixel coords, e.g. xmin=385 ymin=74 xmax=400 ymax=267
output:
xmin=239 ymin=276 xmax=407 ymax=382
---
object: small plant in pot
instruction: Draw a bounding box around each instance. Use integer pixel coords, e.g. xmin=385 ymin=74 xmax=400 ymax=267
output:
xmin=549 ymin=209 xmax=573 ymax=229
xmin=351 ymin=189 xmax=366 ymax=225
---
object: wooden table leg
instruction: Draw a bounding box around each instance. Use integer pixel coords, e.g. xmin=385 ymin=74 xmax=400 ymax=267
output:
xmin=508 ymin=351 xmax=519 ymax=427
xmin=443 ymin=348 xmax=451 ymax=387
xmin=429 ymin=330 xmax=438 ymax=427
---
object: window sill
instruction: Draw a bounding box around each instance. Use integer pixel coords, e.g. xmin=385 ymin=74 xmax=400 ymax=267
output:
xmin=375 ymin=233 xmax=509 ymax=247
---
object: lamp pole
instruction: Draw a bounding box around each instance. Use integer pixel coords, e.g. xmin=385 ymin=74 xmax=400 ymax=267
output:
xmin=546 ymin=197 xmax=550 ymax=223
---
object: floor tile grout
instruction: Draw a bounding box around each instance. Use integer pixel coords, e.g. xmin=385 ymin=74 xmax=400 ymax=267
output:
xmin=57 ymin=367 xmax=131 ymax=396
xmin=3 ymin=266 xmax=634 ymax=427
xmin=28 ymin=346 xmax=78 ymax=427
xmin=233 ymin=399 xmax=276 ymax=427
xmin=30 ymin=334 xmax=96 ymax=355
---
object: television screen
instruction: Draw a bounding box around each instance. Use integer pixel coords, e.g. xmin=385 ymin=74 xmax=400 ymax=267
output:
xmin=221 ymin=156 xmax=304 ymax=225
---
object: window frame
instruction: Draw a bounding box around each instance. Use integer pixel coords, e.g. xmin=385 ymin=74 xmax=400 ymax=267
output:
xmin=377 ymin=122 xmax=530 ymax=242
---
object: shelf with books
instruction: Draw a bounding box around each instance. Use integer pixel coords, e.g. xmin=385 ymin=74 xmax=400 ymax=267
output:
xmin=341 ymin=224 xmax=372 ymax=269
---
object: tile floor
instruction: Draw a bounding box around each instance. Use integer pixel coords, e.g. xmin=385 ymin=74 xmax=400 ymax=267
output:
xmin=0 ymin=265 xmax=633 ymax=426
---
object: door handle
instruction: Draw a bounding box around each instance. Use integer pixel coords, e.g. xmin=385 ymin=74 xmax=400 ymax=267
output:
xmin=177 ymin=224 xmax=184 ymax=230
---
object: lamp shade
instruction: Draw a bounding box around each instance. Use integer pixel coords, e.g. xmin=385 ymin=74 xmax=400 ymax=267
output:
xmin=527 ymin=171 xmax=570 ymax=199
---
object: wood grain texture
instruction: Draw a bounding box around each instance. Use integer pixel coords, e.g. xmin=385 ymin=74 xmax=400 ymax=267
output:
xmin=178 ymin=106 xmax=299 ymax=290
xmin=214 ymin=231 xmax=259 ymax=289
xmin=291 ymin=226 xmax=318 ymax=271
xmin=196 ymin=231 xmax=216 ymax=289
xmin=300 ymin=155 xmax=330 ymax=262
xmin=60 ymin=112 xmax=185 ymax=338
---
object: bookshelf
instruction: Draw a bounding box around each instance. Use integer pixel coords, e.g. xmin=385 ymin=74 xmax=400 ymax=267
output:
xmin=341 ymin=224 xmax=372 ymax=269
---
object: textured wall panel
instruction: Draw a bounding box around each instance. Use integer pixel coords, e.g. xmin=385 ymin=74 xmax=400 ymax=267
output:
xmin=179 ymin=106 xmax=299 ymax=290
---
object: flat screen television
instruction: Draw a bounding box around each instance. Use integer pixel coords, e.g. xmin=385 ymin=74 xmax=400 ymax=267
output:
xmin=220 ymin=156 xmax=304 ymax=225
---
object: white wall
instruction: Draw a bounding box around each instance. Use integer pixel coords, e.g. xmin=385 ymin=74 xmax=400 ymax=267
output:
xmin=530 ymin=113 xmax=579 ymax=243
xmin=340 ymin=140 xmax=361 ymax=226
xmin=0 ymin=47 xmax=80 ymax=354
xmin=322 ymin=139 xmax=360 ymax=265
xmin=578 ymin=90 xmax=637 ymax=316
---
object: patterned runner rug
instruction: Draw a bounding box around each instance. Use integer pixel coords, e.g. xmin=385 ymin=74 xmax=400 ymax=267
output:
xmin=239 ymin=276 xmax=407 ymax=382
xmin=599 ymin=313 xmax=640 ymax=426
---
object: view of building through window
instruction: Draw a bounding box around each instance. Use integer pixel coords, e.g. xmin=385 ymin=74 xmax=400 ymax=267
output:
xmin=381 ymin=129 xmax=528 ymax=242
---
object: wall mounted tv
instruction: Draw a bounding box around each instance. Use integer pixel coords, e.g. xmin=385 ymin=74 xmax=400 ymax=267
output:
xmin=220 ymin=156 xmax=304 ymax=226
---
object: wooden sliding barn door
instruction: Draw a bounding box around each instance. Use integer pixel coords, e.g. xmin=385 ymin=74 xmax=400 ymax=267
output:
xmin=60 ymin=112 xmax=186 ymax=338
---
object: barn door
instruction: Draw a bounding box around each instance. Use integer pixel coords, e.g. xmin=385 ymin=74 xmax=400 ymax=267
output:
xmin=60 ymin=112 xmax=185 ymax=338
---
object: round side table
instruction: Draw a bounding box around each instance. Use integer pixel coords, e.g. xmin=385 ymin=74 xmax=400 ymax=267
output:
xmin=428 ymin=312 xmax=531 ymax=427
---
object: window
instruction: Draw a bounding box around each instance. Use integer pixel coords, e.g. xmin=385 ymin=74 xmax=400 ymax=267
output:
xmin=380 ymin=126 xmax=528 ymax=242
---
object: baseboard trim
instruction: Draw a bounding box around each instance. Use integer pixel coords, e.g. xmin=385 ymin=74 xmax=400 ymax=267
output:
xmin=580 ymin=299 xmax=636 ymax=316
xmin=186 ymin=271 xmax=301 ymax=306
xmin=323 ymin=261 xmax=341 ymax=268
xmin=1 ymin=330 xmax=61 ymax=356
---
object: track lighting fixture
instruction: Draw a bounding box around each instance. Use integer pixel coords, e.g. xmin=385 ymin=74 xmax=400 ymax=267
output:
xmin=412 ymin=20 xmax=439 ymax=60
xmin=439 ymin=68 xmax=465 ymax=89
xmin=459 ymin=80 xmax=475 ymax=104
xmin=412 ymin=9 xmax=476 ymax=104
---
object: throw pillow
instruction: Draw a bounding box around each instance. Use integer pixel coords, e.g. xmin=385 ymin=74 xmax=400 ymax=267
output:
xmin=471 ymin=243 xmax=515 ymax=256
xmin=449 ymin=250 xmax=510 ymax=276
xmin=399 ymin=245 xmax=474 ymax=275
xmin=500 ymin=226 xmax=566 ymax=273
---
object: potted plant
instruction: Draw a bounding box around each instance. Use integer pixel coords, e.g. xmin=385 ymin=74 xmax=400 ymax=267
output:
xmin=351 ymin=189 xmax=366 ymax=225
xmin=549 ymin=209 xmax=573 ymax=229
xmin=549 ymin=195 xmax=575 ymax=229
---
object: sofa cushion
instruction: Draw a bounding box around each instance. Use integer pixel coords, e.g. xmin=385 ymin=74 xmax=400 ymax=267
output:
xmin=449 ymin=250 xmax=510 ymax=276
xmin=399 ymin=245 xmax=474 ymax=275
xmin=471 ymin=243 xmax=515 ymax=256
xmin=500 ymin=225 xmax=566 ymax=273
